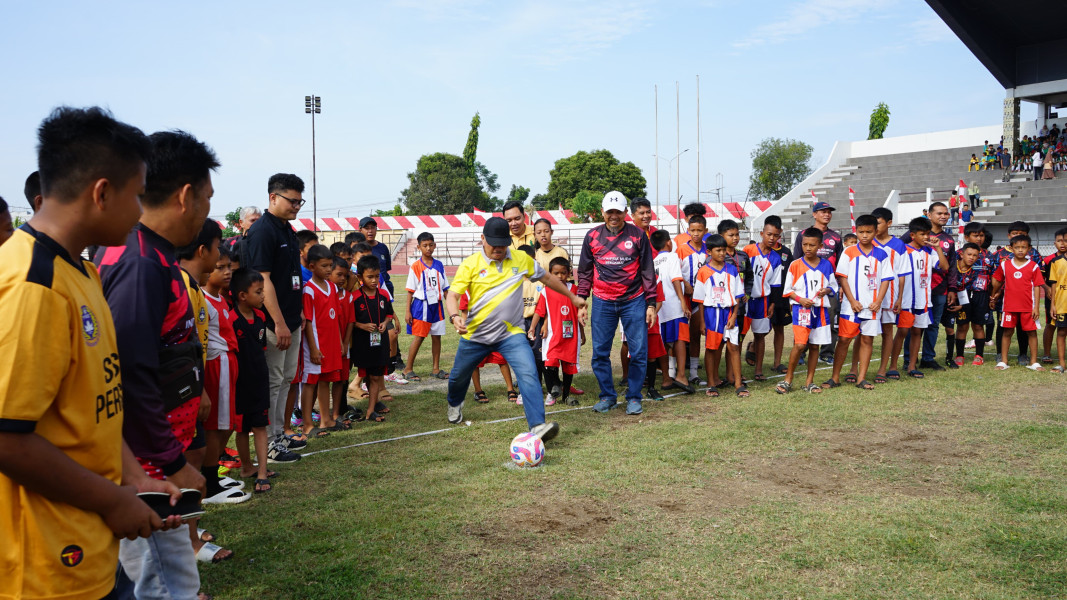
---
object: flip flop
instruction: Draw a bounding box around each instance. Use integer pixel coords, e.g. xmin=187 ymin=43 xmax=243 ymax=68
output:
xmin=908 ymin=369 xmax=925 ymax=379
xmin=1027 ymin=363 xmax=1046 ymax=372
xmin=752 ymin=373 xmax=768 ymax=382
xmin=735 ymin=385 xmax=750 ymax=398
xmin=886 ymin=370 xmax=901 ymax=380
xmin=855 ymin=379 xmax=875 ymax=390
xmin=402 ymin=371 xmax=421 ymax=382
xmin=197 ymin=528 xmax=214 ymax=543
xmin=218 ymin=477 xmax=245 ymax=490
xmin=844 ymin=373 xmax=858 ymax=384
xmin=195 ymin=542 xmax=233 ymax=564
xmin=376 ymin=401 xmax=390 ymax=414
xmin=705 ymin=388 xmax=720 ymax=397
xmin=433 ymin=370 xmax=449 ymax=380
xmin=254 ymin=478 xmax=272 ymax=493
xmin=366 ymin=411 xmax=386 ymax=423
xmin=995 ymin=362 xmax=1009 ymax=371
xmin=821 ymin=379 xmax=840 ymax=389
xmin=772 ymin=364 xmax=788 ymax=374
xmin=304 ymin=427 xmax=330 ymax=439
xmin=874 ymin=374 xmax=888 ymax=384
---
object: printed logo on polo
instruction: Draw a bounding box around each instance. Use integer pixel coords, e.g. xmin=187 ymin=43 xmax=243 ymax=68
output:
xmin=329 ymin=308 xmax=336 ymax=319
xmin=942 ymin=241 xmax=950 ymax=249
xmin=60 ymin=545 xmax=83 ymax=567
xmin=826 ymin=239 xmax=836 ymax=246
xmin=80 ymin=306 xmax=100 ymax=347
xmin=198 ymin=306 xmax=207 ymax=323
xmin=561 ymin=306 xmax=570 ymax=316
xmin=624 ymin=241 xmax=633 ymax=250
xmin=479 ymin=269 xmax=488 ymax=278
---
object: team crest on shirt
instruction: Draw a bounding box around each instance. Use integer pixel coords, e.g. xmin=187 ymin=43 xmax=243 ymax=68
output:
xmin=1013 ymin=271 xmax=1022 ymax=279
xmin=512 ymin=267 xmax=518 ymax=275
xmin=624 ymin=241 xmax=634 ymax=249
xmin=479 ymin=269 xmax=488 ymax=278
xmin=329 ymin=308 xmax=336 ymax=319
xmin=80 ymin=306 xmax=100 ymax=347
xmin=942 ymin=241 xmax=950 ymax=249
xmin=60 ymin=544 xmax=83 ymax=567
xmin=826 ymin=239 xmax=836 ymax=246
xmin=561 ymin=306 xmax=570 ymax=316
xmin=198 ymin=306 xmax=207 ymax=323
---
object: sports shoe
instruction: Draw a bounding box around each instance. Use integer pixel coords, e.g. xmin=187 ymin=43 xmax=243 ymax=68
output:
xmin=688 ymin=376 xmax=707 ymax=387
xmin=1018 ymin=354 xmax=1030 ymax=367
xmin=972 ymin=355 xmax=985 ymax=366
xmin=544 ymin=393 xmax=556 ymax=407
xmin=946 ymin=357 xmax=959 ymax=369
xmin=447 ymin=401 xmax=464 ymax=424
xmin=964 ymin=339 xmax=976 ymax=349
xmin=202 ymin=487 xmax=251 ymax=505
xmin=529 ymin=421 xmax=559 ymax=442
xmin=266 ymin=442 xmax=301 ymax=463
xmin=515 ymin=394 xmax=523 ymax=405
xmin=283 ymin=435 xmax=307 ymax=450
xmin=920 ymin=360 xmax=945 ymax=372
xmin=591 ymin=399 xmax=616 ymax=413
xmin=549 ymin=384 xmax=562 ymax=401
xmin=394 ymin=356 xmax=406 ymax=371
xmin=625 ymin=399 xmax=643 ymax=415
xmin=569 ymin=385 xmax=585 ymax=396
xmin=818 ymin=356 xmax=834 ymax=366
xmin=954 ymin=356 xmax=964 ymax=367
xmin=644 ymin=387 xmax=664 ymax=401
xmin=384 ymin=372 xmax=409 ymax=384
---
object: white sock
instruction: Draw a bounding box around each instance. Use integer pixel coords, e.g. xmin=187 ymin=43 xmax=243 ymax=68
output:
xmin=668 ymin=356 xmax=677 ymax=378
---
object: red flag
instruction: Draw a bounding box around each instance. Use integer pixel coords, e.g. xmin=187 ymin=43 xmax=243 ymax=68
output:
xmin=848 ymin=187 xmax=856 ymax=233
xmin=810 ymin=189 xmax=817 ymax=205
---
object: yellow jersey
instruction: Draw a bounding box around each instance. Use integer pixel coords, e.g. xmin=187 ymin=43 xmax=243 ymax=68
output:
xmin=451 ymin=249 xmax=545 ymax=344
xmin=0 ymin=227 xmax=124 ymax=600
xmin=180 ymin=268 xmax=210 ymax=353
xmin=1049 ymin=256 xmax=1067 ymax=316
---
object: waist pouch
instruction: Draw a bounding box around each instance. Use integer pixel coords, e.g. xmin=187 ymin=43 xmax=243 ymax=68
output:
xmin=159 ymin=341 xmax=204 ymax=412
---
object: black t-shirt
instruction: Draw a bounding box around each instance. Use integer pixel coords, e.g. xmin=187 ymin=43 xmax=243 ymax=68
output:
xmin=370 ymin=241 xmax=393 ymax=294
xmin=351 ymin=289 xmax=394 ymax=368
xmin=770 ymin=244 xmax=794 ymax=305
xmin=232 ymin=307 xmax=269 ymax=414
xmin=242 ymin=212 xmax=303 ymax=331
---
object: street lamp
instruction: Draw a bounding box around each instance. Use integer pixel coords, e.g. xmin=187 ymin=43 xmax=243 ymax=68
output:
xmin=653 ymin=148 xmax=688 ymax=232
xmin=304 ymin=95 xmax=321 ymax=230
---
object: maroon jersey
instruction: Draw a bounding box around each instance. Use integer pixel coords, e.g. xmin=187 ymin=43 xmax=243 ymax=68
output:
xmin=576 ymin=222 xmax=656 ymax=304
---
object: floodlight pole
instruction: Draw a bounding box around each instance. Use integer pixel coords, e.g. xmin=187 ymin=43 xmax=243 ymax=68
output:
xmin=305 ymin=95 xmax=321 ymax=230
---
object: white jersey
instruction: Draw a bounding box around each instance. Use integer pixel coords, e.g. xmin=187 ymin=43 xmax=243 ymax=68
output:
xmin=693 ymin=263 xmax=744 ymax=308
xmin=875 ymin=237 xmax=910 ymax=310
xmin=653 ymin=250 xmax=685 ymax=322
xmin=782 ymin=257 xmax=839 ymax=308
xmin=899 ymin=245 xmax=934 ymax=311
xmin=836 ymin=245 xmax=895 ymax=319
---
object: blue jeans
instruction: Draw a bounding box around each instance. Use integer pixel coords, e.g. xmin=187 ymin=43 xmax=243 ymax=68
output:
xmin=118 ymin=525 xmax=199 ymax=600
xmin=591 ymin=296 xmax=648 ymax=405
xmin=447 ymin=333 xmax=546 ymax=429
xmin=904 ymin=292 xmax=947 ymax=365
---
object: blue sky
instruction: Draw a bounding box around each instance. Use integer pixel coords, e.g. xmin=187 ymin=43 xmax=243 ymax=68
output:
xmin=0 ymin=0 xmax=1012 ymax=220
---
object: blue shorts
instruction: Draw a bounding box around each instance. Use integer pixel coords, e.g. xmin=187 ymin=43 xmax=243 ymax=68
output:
xmin=660 ymin=317 xmax=690 ymax=344
xmin=745 ymin=296 xmax=773 ymax=335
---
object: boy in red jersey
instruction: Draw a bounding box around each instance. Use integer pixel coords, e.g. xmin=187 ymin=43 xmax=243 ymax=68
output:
xmin=529 ymin=257 xmax=585 ymax=406
xmin=991 ymin=234 xmax=1046 ymax=371
xmin=329 ymin=258 xmax=355 ymax=426
xmin=301 ymin=244 xmax=344 ymax=436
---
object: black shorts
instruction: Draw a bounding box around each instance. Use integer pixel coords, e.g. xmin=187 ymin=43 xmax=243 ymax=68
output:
xmin=770 ymin=298 xmax=792 ymax=326
xmin=1055 ymin=314 xmax=1067 ymax=329
xmin=238 ymin=408 xmax=268 ymax=433
xmin=187 ymin=420 xmax=206 ymax=451
xmin=957 ymin=296 xmax=990 ymax=326
xmin=941 ymin=307 xmax=956 ymax=328
xmin=357 ymin=365 xmax=389 ymax=378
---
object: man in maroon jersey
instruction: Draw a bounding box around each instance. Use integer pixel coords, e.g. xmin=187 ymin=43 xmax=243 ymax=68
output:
xmin=578 ymin=191 xmax=657 ymax=416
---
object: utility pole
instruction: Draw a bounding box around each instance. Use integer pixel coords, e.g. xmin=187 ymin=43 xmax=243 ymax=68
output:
xmin=655 ymin=85 xmax=659 ymax=219
xmin=304 ymin=95 xmax=321 ymax=229
xmin=696 ymin=74 xmax=700 ymax=224
xmin=676 ymin=81 xmax=681 ymax=231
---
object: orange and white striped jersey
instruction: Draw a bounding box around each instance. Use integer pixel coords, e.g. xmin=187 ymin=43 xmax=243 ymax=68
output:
xmin=782 ymin=257 xmax=838 ymax=308
xmin=742 ymin=243 xmax=784 ymax=299
xmin=900 ymin=245 xmax=934 ymax=311
xmin=875 ymin=236 xmax=910 ymax=310
xmin=692 ymin=263 xmax=744 ymax=308
xmin=836 ymin=245 xmax=895 ymax=318
xmin=676 ymin=240 xmax=707 ymax=289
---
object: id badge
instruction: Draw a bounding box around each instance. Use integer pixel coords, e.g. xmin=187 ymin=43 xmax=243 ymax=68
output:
xmin=710 ymin=286 xmax=726 ymax=304
xmin=798 ymin=308 xmax=812 ymax=327
xmin=562 ymin=320 xmax=574 ymax=339
xmin=919 ymin=273 xmax=929 ymax=289
xmin=867 ymin=273 xmax=878 ymax=291
xmin=369 ymin=331 xmax=382 ymax=347
xmin=957 ymin=289 xmax=970 ymax=305
xmin=292 ymin=275 xmax=301 ymax=290
xmin=974 ymin=274 xmax=988 ymax=291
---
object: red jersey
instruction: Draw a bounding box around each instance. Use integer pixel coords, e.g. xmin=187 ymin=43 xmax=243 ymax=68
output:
xmin=302 ymin=279 xmax=342 ymax=375
xmin=336 ymin=287 xmax=355 ymax=331
xmin=993 ymin=258 xmax=1045 ymax=313
xmin=535 ymin=283 xmax=580 ymax=364
xmin=203 ymin=290 xmax=238 ymax=355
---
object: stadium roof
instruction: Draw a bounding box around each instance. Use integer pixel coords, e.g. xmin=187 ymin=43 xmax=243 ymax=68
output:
xmin=926 ymin=0 xmax=1067 ymax=92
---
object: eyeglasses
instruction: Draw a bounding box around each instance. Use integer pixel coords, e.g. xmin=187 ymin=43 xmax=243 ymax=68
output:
xmin=274 ymin=193 xmax=306 ymax=208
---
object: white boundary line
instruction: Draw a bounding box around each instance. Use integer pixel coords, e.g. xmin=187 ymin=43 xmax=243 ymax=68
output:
xmin=299 ymin=361 xmax=860 ymax=458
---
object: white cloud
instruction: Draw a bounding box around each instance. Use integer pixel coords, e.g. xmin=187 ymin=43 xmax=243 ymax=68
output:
xmin=733 ymin=0 xmax=896 ymax=49
xmin=502 ymin=2 xmax=652 ymax=66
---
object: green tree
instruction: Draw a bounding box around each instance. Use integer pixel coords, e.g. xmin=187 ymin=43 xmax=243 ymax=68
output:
xmin=222 ymin=207 xmax=241 ymax=238
xmin=868 ymin=102 xmax=890 ymax=140
xmin=566 ymin=190 xmax=604 ymax=223
xmin=373 ymin=203 xmax=404 ymax=217
xmin=529 ymin=193 xmax=553 ymax=210
xmin=746 ymin=138 xmax=813 ymax=202
xmin=546 ymin=149 xmax=647 ymax=208
xmin=399 ymin=152 xmax=489 ymax=215
xmin=464 ymin=113 xmax=481 ymax=179
xmin=507 ymin=185 xmax=530 ymax=206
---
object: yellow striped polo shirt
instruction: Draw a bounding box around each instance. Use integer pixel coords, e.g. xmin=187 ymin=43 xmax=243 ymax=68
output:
xmin=451 ymin=249 xmax=545 ymax=344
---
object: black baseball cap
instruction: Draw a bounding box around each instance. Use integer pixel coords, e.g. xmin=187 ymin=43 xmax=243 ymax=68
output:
xmin=483 ymin=217 xmax=511 ymax=246
xmin=359 ymin=217 xmax=378 ymax=229
xmin=812 ymin=201 xmax=835 ymax=212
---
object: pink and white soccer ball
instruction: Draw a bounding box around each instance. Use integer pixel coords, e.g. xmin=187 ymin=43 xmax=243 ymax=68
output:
xmin=510 ymin=432 xmax=545 ymax=468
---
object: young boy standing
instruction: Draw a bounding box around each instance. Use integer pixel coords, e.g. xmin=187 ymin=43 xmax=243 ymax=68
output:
xmin=948 ymin=243 xmax=990 ymax=366
xmin=991 ymin=234 xmax=1046 ymax=371
xmin=1046 ymin=249 xmax=1067 ymax=373
xmin=651 ymin=230 xmax=693 ymax=391
xmin=693 ymin=234 xmax=747 ymax=397
xmin=404 ymin=232 xmax=449 ymax=381
xmin=742 ymin=221 xmax=785 ymax=382
xmin=1040 ymin=228 xmax=1067 ymax=362
xmin=329 ymin=258 xmax=355 ymax=426
xmin=889 ymin=218 xmax=948 ymax=379
xmin=529 ymin=257 xmax=585 ymax=406
xmin=301 ymin=244 xmax=344 ymax=435
xmin=230 ymin=268 xmax=274 ymax=492
xmin=776 ymin=228 xmax=838 ymax=394
xmin=719 ymin=220 xmax=753 ymax=380
xmin=871 ymin=208 xmax=909 ymax=382
xmin=825 ymin=215 xmax=895 ymax=390
xmin=352 ymin=256 xmax=395 ymax=422
xmin=677 ymin=216 xmax=708 ymax=384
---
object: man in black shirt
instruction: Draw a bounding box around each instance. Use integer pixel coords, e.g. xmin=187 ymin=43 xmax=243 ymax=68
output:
xmin=241 ymin=174 xmax=306 ymax=461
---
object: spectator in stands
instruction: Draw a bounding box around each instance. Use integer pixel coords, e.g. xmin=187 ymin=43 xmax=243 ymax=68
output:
xmin=949 ymin=191 xmax=960 ymax=225
xmin=503 ymin=201 xmax=536 ymax=249
xmin=226 ymin=205 xmax=260 ymax=257
xmin=968 ymin=154 xmax=979 ymax=172
xmin=24 ymin=171 xmax=42 ymax=213
xmin=1041 ymin=124 xmax=1049 ymax=137
xmin=1033 ymin=147 xmax=1044 ymax=181
xmin=1043 ymin=148 xmax=1056 ymax=180
xmin=792 ymin=201 xmax=842 ymax=364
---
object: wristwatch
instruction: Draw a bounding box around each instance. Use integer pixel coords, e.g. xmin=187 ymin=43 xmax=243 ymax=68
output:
xmin=449 ymin=313 xmax=461 ymax=322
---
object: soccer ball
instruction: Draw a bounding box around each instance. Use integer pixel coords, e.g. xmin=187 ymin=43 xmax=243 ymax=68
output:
xmin=510 ymin=432 xmax=545 ymax=468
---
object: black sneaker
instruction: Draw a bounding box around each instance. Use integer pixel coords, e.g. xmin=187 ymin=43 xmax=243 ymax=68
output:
xmin=919 ymin=360 xmax=945 ymax=372
xmin=395 ymin=356 xmax=406 ymax=371
xmin=266 ymin=442 xmax=301 ymax=463
xmin=284 ymin=436 xmax=307 ymax=450
xmin=645 ymin=386 xmax=665 ymax=401
xmin=945 ymin=357 xmax=959 ymax=369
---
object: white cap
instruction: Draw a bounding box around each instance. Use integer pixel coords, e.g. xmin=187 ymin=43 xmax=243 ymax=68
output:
xmin=602 ymin=190 xmax=628 ymax=213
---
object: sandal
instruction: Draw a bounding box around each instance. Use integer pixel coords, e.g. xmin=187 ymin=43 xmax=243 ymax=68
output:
xmin=735 ymin=385 xmax=750 ymax=398
xmin=375 ymin=401 xmax=390 ymax=414
xmin=325 ymin=422 xmax=348 ymax=432
xmin=254 ymin=478 xmax=271 ymax=493
xmin=873 ymin=374 xmax=888 ymax=384
xmin=285 ymin=433 xmax=308 ymax=444
xmin=752 ymin=373 xmax=768 ymax=382
xmin=886 ymin=370 xmax=901 ymax=380
xmin=772 ymin=364 xmax=788 ymax=375
xmin=908 ymin=369 xmax=925 ymax=379
xmin=745 ymin=346 xmax=756 ymax=366
xmin=855 ymin=379 xmax=875 ymax=390
xmin=508 ymin=390 xmax=520 ymax=404
xmin=994 ymin=362 xmax=1009 ymax=371
xmin=844 ymin=373 xmax=858 ymax=384
xmin=1026 ymin=363 xmax=1046 ymax=372
xmin=1052 ymin=365 xmax=1065 ymax=374
xmin=804 ymin=383 xmax=823 ymax=394
xmin=775 ymin=381 xmax=791 ymax=394
xmin=433 ymin=370 xmax=449 ymax=380
xmin=197 ymin=528 xmax=215 ymax=543
xmin=474 ymin=391 xmax=490 ymax=403
xmin=402 ymin=371 xmax=420 ymax=382
xmin=304 ymin=427 xmax=330 ymax=439
xmin=366 ymin=411 xmax=386 ymax=423
xmin=821 ymin=379 xmax=840 ymax=389
xmin=240 ymin=469 xmax=277 ymax=479
xmin=195 ymin=542 xmax=233 ymax=564
xmin=705 ymin=388 xmax=720 ymax=397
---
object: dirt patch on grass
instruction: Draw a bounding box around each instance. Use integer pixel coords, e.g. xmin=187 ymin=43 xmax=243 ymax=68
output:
xmin=463 ymin=498 xmax=614 ymax=548
xmin=819 ymin=428 xmax=978 ymax=465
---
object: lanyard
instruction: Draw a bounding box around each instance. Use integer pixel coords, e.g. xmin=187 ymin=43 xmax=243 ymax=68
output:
xmin=359 ymin=288 xmax=380 ymax=326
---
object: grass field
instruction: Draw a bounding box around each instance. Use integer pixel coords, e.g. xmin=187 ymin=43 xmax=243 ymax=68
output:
xmin=200 ymin=290 xmax=1067 ymax=599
